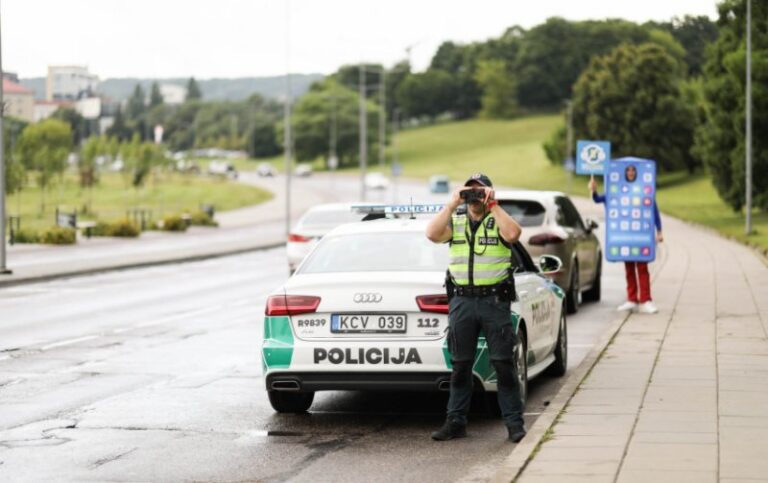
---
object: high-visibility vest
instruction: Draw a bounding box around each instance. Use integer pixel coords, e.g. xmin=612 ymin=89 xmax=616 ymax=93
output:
xmin=448 ymin=213 xmax=512 ymax=286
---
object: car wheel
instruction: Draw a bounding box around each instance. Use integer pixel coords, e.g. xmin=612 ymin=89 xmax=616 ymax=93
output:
xmin=267 ymin=391 xmax=315 ymax=413
xmin=515 ymin=329 xmax=528 ymax=407
xmin=565 ymin=263 xmax=580 ymax=315
xmin=583 ymin=256 xmax=602 ymax=302
xmin=546 ymin=308 xmax=568 ymax=377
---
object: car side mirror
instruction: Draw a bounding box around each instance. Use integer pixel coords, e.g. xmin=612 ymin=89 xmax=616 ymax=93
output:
xmin=538 ymin=255 xmax=563 ymax=275
xmin=585 ymin=218 xmax=599 ymax=232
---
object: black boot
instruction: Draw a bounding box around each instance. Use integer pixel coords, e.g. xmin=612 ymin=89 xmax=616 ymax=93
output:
xmin=507 ymin=424 xmax=526 ymax=443
xmin=431 ymin=418 xmax=467 ymax=441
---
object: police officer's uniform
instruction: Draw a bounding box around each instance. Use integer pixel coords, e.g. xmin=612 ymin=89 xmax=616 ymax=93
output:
xmin=432 ymin=174 xmax=525 ymax=442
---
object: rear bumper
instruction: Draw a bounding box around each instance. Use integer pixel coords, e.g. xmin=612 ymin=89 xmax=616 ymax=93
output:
xmin=266 ymin=371 xmax=457 ymax=392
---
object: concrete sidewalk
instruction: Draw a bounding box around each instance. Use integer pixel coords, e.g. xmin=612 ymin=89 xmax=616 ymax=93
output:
xmin=484 ymin=215 xmax=768 ymax=482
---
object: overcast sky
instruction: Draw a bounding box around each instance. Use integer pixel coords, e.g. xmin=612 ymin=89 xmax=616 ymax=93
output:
xmin=4 ymin=0 xmax=718 ymax=79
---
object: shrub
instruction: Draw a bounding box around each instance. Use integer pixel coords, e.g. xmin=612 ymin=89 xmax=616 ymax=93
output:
xmin=40 ymin=227 xmax=76 ymax=245
xmin=160 ymin=214 xmax=188 ymax=232
xmin=11 ymin=228 xmax=40 ymax=244
xmin=92 ymin=219 xmax=140 ymax=238
xmin=189 ymin=210 xmax=218 ymax=227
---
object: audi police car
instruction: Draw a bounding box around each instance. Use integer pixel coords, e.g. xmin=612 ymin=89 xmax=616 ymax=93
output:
xmin=262 ymin=204 xmax=568 ymax=413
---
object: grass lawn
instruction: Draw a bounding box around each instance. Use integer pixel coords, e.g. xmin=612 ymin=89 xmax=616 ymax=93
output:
xmin=388 ymin=115 xmax=768 ymax=255
xmin=7 ymin=171 xmax=273 ymax=232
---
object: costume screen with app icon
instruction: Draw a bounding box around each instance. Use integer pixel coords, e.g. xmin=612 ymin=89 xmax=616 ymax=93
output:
xmin=604 ymin=158 xmax=657 ymax=263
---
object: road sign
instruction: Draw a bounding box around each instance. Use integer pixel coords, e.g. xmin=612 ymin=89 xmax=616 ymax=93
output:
xmin=391 ymin=162 xmax=403 ymax=177
xmin=576 ymin=140 xmax=610 ymax=175
xmin=604 ymin=157 xmax=657 ymax=263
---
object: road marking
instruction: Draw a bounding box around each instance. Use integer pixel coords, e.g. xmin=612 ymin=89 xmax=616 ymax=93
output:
xmin=41 ymin=335 xmax=99 ymax=351
xmin=0 ymin=355 xmax=11 ymax=362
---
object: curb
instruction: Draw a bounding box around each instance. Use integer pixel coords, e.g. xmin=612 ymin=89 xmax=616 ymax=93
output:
xmin=486 ymin=310 xmax=632 ymax=483
xmin=0 ymin=240 xmax=284 ymax=288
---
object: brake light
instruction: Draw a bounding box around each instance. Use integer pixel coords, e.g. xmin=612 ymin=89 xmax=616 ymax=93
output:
xmin=416 ymin=294 xmax=449 ymax=314
xmin=265 ymin=295 xmax=321 ymax=316
xmin=288 ymin=233 xmax=312 ymax=242
xmin=528 ymin=233 xmax=566 ymax=246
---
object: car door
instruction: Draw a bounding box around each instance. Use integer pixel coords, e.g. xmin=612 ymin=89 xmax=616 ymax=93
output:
xmin=555 ymin=196 xmax=596 ymax=288
xmin=511 ymin=244 xmax=553 ymax=362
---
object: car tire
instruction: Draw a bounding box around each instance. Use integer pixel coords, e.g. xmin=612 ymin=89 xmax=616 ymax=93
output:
xmin=546 ymin=308 xmax=568 ymax=377
xmin=565 ymin=263 xmax=580 ymax=315
xmin=583 ymin=257 xmax=602 ymax=303
xmin=267 ymin=391 xmax=315 ymax=413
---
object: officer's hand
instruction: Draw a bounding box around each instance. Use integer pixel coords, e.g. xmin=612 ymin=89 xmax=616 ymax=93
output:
xmin=482 ymin=187 xmax=495 ymax=204
xmin=448 ymin=187 xmax=466 ymax=211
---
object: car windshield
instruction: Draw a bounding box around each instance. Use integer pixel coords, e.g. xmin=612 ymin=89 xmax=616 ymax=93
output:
xmin=500 ymin=200 xmax=547 ymax=227
xmin=299 ymin=232 xmax=448 ymax=273
xmin=297 ymin=210 xmax=363 ymax=232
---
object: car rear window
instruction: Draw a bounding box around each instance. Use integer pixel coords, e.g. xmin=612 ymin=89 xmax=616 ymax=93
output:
xmin=299 ymin=232 xmax=448 ymax=273
xmin=500 ymin=200 xmax=546 ymax=227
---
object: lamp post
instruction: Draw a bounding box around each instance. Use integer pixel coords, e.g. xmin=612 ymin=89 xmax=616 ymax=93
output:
xmin=283 ymin=0 xmax=292 ymax=239
xmin=0 ymin=0 xmax=11 ymax=275
xmin=745 ymin=0 xmax=753 ymax=236
xmin=359 ymin=63 xmax=367 ymax=202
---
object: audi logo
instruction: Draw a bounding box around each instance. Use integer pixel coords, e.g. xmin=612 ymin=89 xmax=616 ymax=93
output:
xmin=353 ymin=293 xmax=383 ymax=303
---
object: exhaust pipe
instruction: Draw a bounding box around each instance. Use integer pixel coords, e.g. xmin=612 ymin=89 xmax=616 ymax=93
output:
xmin=271 ymin=380 xmax=301 ymax=391
xmin=437 ymin=380 xmax=451 ymax=391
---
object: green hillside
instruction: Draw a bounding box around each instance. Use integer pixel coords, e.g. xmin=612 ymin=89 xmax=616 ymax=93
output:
xmin=390 ymin=116 xmax=767 ymax=255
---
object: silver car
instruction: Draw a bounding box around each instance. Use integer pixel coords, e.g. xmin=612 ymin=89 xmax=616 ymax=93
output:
xmin=495 ymin=190 xmax=602 ymax=314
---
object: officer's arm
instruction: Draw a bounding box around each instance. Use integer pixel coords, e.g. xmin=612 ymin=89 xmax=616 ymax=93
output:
xmin=491 ymin=204 xmax=522 ymax=243
xmin=426 ymin=187 xmax=464 ymax=243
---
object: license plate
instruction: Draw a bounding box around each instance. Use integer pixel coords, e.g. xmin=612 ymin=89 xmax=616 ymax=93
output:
xmin=330 ymin=314 xmax=407 ymax=333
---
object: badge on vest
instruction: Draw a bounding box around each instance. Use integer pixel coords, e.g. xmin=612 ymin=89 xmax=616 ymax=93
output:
xmin=485 ymin=217 xmax=495 ymax=230
xmin=478 ymin=237 xmax=499 ymax=246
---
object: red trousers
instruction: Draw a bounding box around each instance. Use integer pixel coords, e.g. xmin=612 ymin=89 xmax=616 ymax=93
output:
xmin=625 ymin=262 xmax=651 ymax=303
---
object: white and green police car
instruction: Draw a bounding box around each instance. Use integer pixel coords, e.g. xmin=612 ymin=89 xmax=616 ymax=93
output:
xmin=262 ymin=205 xmax=568 ymax=413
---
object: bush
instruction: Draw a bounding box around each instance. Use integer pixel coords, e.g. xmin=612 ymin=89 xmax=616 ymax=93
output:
xmin=92 ymin=219 xmax=141 ymax=238
xmin=160 ymin=214 xmax=188 ymax=232
xmin=189 ymin=210 xmax=218 ymax=227
xmin=11 ymin=228 xmax=40 ymax=244
xmin=40 ymin=227 xmax=76 ymax=245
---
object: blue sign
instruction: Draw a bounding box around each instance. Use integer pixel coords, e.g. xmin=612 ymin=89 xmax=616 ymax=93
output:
xmin=391 ymin=162 xmax=403 ymax=177
xmin=576 ymin=140 xmax=611 ymax=175
xmin=604 ymin=157 xmax=657 ymax=263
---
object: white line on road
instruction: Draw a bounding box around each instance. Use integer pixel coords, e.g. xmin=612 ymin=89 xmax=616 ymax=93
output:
xmin=41 ymin=335 xmax=99 ymax=351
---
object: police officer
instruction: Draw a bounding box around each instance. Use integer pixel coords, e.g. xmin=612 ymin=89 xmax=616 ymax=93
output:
xmin=425 ymin=173 xmax=526 ymax=442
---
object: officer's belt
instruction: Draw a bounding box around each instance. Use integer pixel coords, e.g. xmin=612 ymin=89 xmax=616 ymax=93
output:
xmin=454 ymin=284 xmax=503 ymax=297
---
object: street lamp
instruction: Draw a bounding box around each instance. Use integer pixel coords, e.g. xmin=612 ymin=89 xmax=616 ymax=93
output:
xmin=0 ymin=0 xmax=11 ymax=275
xmin=745 ymin=0 xmax=753 ymax=236
xmin=283 ymin=0 xmax=292 ymax=239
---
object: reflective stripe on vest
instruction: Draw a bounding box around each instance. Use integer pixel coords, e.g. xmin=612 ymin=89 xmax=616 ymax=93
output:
xmin=448 ymin=213 xmax=511 ymax=286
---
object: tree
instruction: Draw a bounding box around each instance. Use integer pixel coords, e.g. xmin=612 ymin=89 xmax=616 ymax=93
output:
xmin=571 ymin=43 xmax=697 ymax=172
xmin=694 ymin=0 xmax=768 ymax=211
xmin=396 ymin=71 xmax=458 ymax=120
xmin=79 ymin=136 xmax=103 ymax=188
xmin=246 ymin=119 xmax=280 ymax=158
xmin=15 ymin=119 xmax=73 ymax=212
xmin=126 ymin=84 xmax=146 ymax=121
xmin=150 ymin=82 xmax=164 ymax=107
xmin=51 ymin=107 xmax=93 ymax=146
xmin=647 ymin=15 xmax=719 ymax=76
xmin=186 ymin=77 xmax=202 ymax=101
xmin=288 ymin=80 xmax=379 ymax=167
xmin=106 ymin=105 xmax=133 ymax=141
xmin=3 ymin=117 xmax=27 ymax=195
xmin=474 ymin=60 xmax=519 ymax=118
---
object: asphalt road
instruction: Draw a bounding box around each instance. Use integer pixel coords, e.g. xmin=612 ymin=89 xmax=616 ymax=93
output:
xmin=0 ymin=239 xmax=625 ymax=482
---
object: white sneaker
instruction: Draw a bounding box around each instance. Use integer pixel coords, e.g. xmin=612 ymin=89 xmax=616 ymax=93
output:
xmin=638 ymin=301 xmax=659 ymax=314
xmin=617 ymin=301 xmax=638 ymax=312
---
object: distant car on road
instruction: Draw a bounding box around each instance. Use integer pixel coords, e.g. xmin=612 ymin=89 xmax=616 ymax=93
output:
xmin=256 ymin=162 xmax=276 ymax=177
xmin=207 ymin=160 xmax=238 ymax=180
xmin=495 ymin=190 xmax=601 ymax=314
xmin=429 ymin=175 xmax=450 ymax=193
xmin=286 ymin=203 xmax=371 ymax=273
xmin=263 ymin=206 xmax=568 ymax=413
xmin=295 ymin=164 xmax=313 ymax=177
xmin=364 ymin=172 xmax=390 ymax=190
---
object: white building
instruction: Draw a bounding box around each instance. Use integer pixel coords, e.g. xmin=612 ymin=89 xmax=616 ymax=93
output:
xmin=47 ymin=65 xmax=99 ymax=101
xmin=33 ymin=100 xmax=71 ymax=122
xmin=159 ymin=83 xmax=187 ymax=105
xmin=3 ymin=78 xmax=35 ymax=122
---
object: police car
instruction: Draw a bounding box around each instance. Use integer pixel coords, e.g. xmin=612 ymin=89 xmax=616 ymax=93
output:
xmin=262 ymin=204 xmax=568 ymax=413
